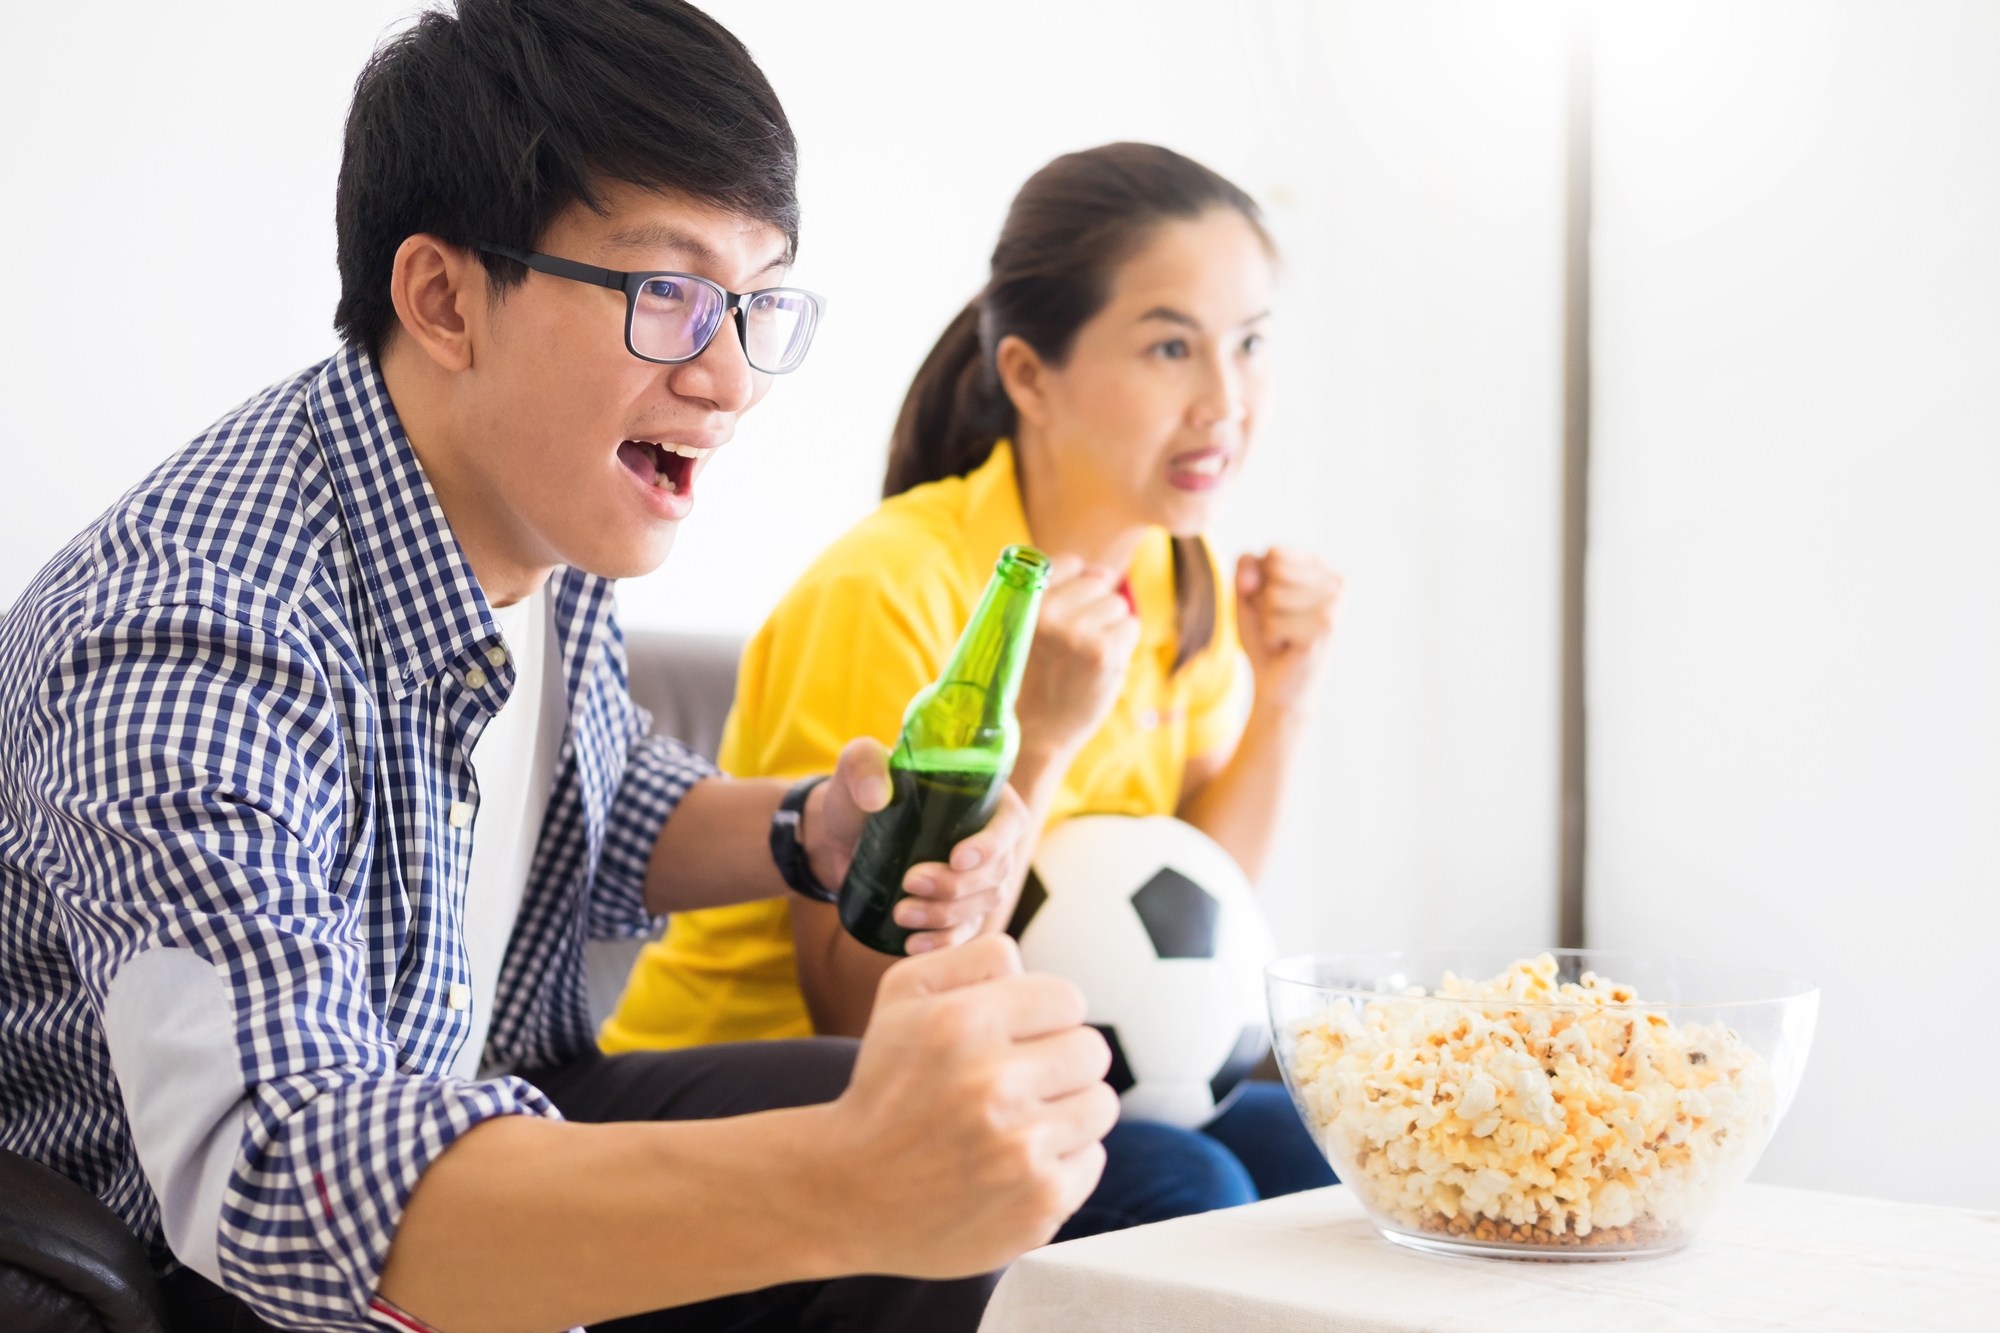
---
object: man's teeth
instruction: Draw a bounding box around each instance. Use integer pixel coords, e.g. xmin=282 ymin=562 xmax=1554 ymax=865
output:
xmin=628 ymin=441 xmax=707 ymax=494
xmin=641 ymin=442 xmax=701 ymax=459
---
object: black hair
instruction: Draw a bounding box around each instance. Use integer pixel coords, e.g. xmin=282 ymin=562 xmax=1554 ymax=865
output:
xmin=334 ymin=0 xmax=798 ymax=358
xmin=885 ymin=143 xmax=1273 ymax=669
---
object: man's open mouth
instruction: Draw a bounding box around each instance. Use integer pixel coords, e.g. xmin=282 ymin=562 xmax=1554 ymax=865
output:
xmin=618 ymin=440 xmax=699 ymax=494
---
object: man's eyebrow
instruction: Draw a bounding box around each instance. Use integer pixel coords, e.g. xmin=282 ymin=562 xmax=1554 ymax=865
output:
xmin=604 ymin=222 xmax=717 ymax=263
xmin=602 ymin=221 xmax=794 ymax=279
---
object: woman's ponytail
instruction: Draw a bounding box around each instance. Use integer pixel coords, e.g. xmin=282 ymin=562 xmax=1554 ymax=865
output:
xmin=883 ymin=299 xmax=1015 ymax=499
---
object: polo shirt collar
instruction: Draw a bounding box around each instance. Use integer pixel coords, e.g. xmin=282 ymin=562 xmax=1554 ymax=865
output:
xmin=307 ymin=344 xmax=496 ymax=697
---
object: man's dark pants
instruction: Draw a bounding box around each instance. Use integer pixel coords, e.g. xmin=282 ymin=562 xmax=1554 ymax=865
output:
xmin=162 ymin=1039 xmax=997 ymax=1333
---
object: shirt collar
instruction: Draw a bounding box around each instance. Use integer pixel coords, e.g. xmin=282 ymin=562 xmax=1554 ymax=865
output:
xmin=307 ymin=345 xmax=497 ymax=697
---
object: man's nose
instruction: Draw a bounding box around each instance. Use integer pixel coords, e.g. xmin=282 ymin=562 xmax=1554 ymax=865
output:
xmin=672 ymin=307 xmax=758 ymax=413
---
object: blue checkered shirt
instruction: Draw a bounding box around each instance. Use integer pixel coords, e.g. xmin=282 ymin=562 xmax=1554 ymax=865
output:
xmin=0 ymin=346 xmax=717 ymax=1329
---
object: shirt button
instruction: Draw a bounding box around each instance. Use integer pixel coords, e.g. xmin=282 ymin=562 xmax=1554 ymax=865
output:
xmin=486 ymin=646 xmax=508 ymax=667
xmin=448 ymin=983 xmax=471 ymax=1011
xmin=464 ymin=666 xmax=488 ymax=690
xmin=448 ymin=800 xmax=474 ymax=829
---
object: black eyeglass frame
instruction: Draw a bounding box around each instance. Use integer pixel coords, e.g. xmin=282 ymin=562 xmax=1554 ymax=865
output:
xmin=475 ymin=243 xmax=824 ymax=374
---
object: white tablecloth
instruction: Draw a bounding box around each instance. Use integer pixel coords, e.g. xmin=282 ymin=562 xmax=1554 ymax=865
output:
xmin=980 ymin=1183 xmax=2000 ymax=1332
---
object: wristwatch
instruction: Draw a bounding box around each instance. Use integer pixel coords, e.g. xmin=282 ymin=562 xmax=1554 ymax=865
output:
xmin=769 ymin=775 xmax=838 ymax=904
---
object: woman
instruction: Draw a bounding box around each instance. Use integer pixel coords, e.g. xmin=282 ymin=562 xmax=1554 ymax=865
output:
xmin=605 ymin=143 xmax=1344 ymax=1231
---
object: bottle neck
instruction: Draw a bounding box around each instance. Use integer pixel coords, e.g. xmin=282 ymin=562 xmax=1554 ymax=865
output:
xmin=904 ymin=549 xmax=1048 ymax=767
xmin=939 ymin=570 xmax=1040 ymax=720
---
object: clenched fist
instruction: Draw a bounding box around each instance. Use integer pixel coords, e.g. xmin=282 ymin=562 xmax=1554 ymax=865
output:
xmin=1013 ymin=556 xmax=1142 ymax=764
xmin=819 ymin=935 xmax=1118 ymax=1276
xmin=1235 ymin=547 xmax=1342 ymax=713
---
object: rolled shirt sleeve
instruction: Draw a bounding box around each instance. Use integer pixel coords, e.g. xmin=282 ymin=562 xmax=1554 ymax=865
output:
xmin=588 ymin=617 xmax=723 ymax=940
xmin=592 ymin=731 xmax=721 ymax=939
xmin=28 ymin=601 xmax=554 ymax=1331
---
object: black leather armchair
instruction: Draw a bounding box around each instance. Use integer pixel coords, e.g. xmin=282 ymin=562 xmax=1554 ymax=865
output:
xmin=0 ymin=1147 xmax=168 ymax=1333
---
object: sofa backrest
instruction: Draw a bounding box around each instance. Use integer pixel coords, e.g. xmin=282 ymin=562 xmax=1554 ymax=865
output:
xmin=623 ymin=630 xmax=743 ymax=764
xmin=583 ymin=630 xmax=745 ymax=1029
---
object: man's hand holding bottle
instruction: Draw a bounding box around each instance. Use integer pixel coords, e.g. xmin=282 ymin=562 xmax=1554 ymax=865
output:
xmin=800 ymin=738 xmax=1034 ymax=953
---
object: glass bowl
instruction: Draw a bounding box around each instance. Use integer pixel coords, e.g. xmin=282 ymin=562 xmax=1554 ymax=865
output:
xmin=1267 ymin=949 xmax=1817 ymax=1261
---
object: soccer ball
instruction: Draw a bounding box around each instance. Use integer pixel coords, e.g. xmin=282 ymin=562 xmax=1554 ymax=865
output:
xmin=1007 ymin=815 xmax=1278 ymax=1129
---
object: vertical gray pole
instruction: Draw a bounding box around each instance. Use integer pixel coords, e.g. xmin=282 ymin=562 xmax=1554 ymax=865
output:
xmin=1558 ymin=8 xmax=1593 ymax=950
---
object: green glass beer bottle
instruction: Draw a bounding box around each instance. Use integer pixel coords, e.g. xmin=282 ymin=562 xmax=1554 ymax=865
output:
xmin=838 ymin=544 xmax=1052 ymax=954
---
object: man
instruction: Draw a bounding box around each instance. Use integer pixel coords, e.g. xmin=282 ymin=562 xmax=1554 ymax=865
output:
xmin=0 ymin=2 xmax=1116 ymax=1331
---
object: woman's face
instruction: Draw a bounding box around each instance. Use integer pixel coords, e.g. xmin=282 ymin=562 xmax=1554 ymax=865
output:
xmin=1004 ymin=208 xmax=1275 ymax=538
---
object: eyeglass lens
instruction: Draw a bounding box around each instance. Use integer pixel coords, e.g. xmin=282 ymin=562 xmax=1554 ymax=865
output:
xmin=633 ymin=277 xmax=727 ymax=363
xmin=741 ymin=290 xmax=817 ymax=373
xmin=631 ymin=277 xmax=818 ymax=373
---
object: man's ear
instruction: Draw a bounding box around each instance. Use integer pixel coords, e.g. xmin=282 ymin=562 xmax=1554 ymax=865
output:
xmin=993 ymin=334 xmax=1051 ymax=429
xmin=387 ymin=235 xmax=483 ymax=372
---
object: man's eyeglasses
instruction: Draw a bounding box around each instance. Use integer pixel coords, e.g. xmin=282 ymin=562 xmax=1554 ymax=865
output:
xmin=476 ymin=244 xmax=824 ymax=374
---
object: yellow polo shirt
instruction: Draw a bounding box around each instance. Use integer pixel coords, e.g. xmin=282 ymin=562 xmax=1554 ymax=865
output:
xmin=598 ymin=441 xmax=1245 ymax=1051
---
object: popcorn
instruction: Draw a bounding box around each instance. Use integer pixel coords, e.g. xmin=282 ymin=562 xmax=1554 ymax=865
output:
xmin=1284 ymin=954 xmax=1774 ymax=1248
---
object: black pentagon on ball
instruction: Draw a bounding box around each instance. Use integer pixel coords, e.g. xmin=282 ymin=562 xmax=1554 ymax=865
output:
xmin=1005 ymin=868 xmax=1049 ymax=940
xmin=1090 ymin=1024 xmax=1137 ymax=1095
xmin=1130 ymin=867 xmax=1220 ymax=958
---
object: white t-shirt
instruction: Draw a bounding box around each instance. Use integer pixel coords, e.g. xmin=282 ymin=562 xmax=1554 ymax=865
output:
xmin=452 ymin=580 xmax=566 ymax=1078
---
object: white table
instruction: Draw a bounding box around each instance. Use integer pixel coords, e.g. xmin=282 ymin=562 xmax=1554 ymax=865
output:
xmin=980 ymin=1183 xmax=2000 ymax=1332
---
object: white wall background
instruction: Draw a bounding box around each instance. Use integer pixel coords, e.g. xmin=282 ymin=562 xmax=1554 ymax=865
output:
xmin=0 ymin=0 xmax=1566 ymax=965
xmin=1589 ymin=0 xmax=2000 ymax=1208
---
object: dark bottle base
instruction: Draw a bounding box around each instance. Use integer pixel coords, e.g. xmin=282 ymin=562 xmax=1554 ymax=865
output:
xmin=838 ymin=767 xmax=1001 ymax=956
xmin=838 ymin=881 xmax=912 ymax=956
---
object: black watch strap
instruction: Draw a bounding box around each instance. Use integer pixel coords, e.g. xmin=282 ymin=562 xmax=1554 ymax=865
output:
xmin=770 ymin=775 xmax=838 ymax=904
